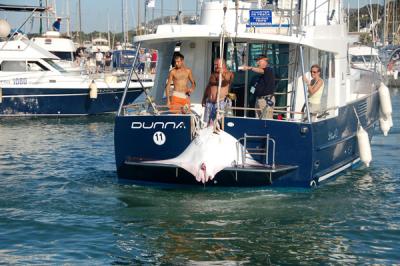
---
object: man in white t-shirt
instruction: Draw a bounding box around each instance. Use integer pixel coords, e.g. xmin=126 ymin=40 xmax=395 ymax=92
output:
xmin=95 ymin=49 xmax=104 ymax=73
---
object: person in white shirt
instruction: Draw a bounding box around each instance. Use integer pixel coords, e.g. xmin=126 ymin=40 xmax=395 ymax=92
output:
xmin=95 ymin=49 xmax=104 ymax=73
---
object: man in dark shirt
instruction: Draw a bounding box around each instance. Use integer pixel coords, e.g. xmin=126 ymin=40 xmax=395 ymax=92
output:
xmin=243 ymin=54 xmax=275 ymax=118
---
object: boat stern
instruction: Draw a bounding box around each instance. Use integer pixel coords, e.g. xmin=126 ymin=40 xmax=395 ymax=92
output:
xmin=114 ymin=114 xmax=193 ymax=178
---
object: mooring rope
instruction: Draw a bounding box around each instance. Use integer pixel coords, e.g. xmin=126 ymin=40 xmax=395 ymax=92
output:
xmin=214 ymin=1 xmax=228 ymax=132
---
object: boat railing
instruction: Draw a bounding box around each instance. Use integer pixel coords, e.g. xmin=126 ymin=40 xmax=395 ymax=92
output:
xmin=236 ymin=133 xmax=276 ymax=168
xmin=120 ymin=100 xmax=338 ymax=125
xmin=227 ymin=106 xmax=304 ymax=119
xmin=142 ymin=0 xmax=341 ymax=38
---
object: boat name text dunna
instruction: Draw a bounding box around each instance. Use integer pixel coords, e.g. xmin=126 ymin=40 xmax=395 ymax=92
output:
xmin=131 ymin=121 xmax=186 ymax=130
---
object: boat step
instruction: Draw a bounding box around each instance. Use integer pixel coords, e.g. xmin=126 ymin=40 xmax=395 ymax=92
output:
xmin=125 ymin=160 xmax=298 ymax=174
xmin=224 ymin=164 xmax=298 ymax=173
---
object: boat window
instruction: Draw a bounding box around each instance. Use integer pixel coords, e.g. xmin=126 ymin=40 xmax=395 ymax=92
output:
xmin=225 ymin=43 xmax=247 ymax=72
xmin=43 ymin=58 xmax=66 ymax=72
xmin=27 ymin=61 xmax=50 ymax=71
xmin=318 ymin=51 xmax=332 ymax=79
xmin=351 ymin=55 xmax=365 ymax=63
xmin=316 ymin=50 xmax=334 ymax=110
xmin=248 ymin=43 xmax=289 ymax=115
xmin=0 ymin=61 xmax=26 ymax=72
xmin=51 ymin=51 xmax=74 ymax=61
xmin=211 ymin=42 xmax=247 ymax=73
xmin=211 ymin=42 xmax=289 ymax=117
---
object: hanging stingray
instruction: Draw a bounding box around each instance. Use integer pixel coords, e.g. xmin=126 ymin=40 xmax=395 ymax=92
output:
xmin=150 ymin=127 xmax=261 ymax=183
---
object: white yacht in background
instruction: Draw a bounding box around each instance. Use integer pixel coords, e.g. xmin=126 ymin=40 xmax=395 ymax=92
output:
xmin=348 ymin=44 xmax=384 ymax=74
xmin=88 ymin=37 xmax=110 ymax=53
xmin=31 ymin=30 xmax=79 ymax=72
xmin=0 ymin=4 xmax=154 ymax=116
xmin=0 ymin=36 xmax=151 ymax=116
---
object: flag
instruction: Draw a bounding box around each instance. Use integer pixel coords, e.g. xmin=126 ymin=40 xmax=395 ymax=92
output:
xmin=146 ymin=0 xmax=155 ymax=8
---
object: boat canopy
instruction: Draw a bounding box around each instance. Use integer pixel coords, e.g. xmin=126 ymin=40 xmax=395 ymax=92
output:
xmin=0 ymin=39 xmax=58 ymax=60
xmin=0 ymin=4 xmax=47 ymax=12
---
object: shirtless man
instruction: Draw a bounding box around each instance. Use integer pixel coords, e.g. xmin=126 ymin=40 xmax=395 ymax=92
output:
xmin=205 ymin=58 xmax=234 ymax=102
xmin=202 ymin=58 xmax=234 ymax=125
xmin=165 ymin=53 xmax=196 ymax=113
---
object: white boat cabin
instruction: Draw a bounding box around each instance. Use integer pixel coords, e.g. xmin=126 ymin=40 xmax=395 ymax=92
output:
xmin=0 ymin=39 xmax=66 ymax=73
xmin=31 ymin=31 xmax=75 ymax=62
xmin=89 ymin=38 xmax=110 ymax=53
xmin=128 ymin=0 xmax=379 ymax=122
xmin=348 ymin=44 xmax=383 ymax=74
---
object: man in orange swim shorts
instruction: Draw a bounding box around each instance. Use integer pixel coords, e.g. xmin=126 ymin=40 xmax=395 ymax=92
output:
xmin=165 ymin=53 xmax=196 ymax=113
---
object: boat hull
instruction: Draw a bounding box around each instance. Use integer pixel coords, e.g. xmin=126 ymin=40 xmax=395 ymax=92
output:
xmin=0 ymin=87 xmax=142 ymax=116
xmin=114 ymin=93 xmax=380 ymax=188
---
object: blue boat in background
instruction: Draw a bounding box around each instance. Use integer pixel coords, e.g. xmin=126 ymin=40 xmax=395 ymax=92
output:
xmin=112 ymin=49 xmax=136 ymax=70
xmin=0 ymin=38 xmax=149 ymax=116
xmin=0 ymin=6 xmax=152 ymax=116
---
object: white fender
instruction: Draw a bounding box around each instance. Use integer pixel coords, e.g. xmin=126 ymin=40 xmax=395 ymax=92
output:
xmin=89 ymin=80 xmax=98 ymax=99
xmin=394 ymin=70 xmax=398 ymax=80
xmin=379 ymin=115 xmax=393 ymax=136
xmin=379 ymin=83 xmax=392 ymax=119
xmin=0 ymin=19 xmax=11 ymax=38
xmin=357 ymin=125 xmax=372 ymax=167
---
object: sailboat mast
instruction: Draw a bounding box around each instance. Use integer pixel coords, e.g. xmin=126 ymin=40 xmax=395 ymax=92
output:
xmin=357 ymin=0 xmax=360 ymax=32
xmin=177 ymin=0 xmax=182 ymax=24
xmin=161 ymin=0 xmax=163 ymax=24
xmin=125 ymin=0 xmax=128 ymax=44
xmin=121 ymin=0 xmax=129 ymax=47
xmin=78 ymin=0 xmax=82 ymax=44
xmin=108 ymin=12 xmax=111 ymax=49
xmin=137 ymin=0 xmax=141 ymax=35
xmin=66 ymin=0 xmax=70 ymax=36
xmin=45 ymin=0 xmax=49 ymax=30
xmin=121 ymin=0 xmax=124 ymax=45
xmin=39 ymin=0 xmax=43 ymax=34
xmin=383 ymin=0 xmax=387 ymax=45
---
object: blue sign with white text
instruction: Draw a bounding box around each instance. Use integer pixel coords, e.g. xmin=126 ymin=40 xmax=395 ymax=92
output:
xmin=248 ymin=10 xmax=272 ymax=27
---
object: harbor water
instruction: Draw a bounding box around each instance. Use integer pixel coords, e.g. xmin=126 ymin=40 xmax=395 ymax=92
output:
xmin=0 ymin=90 xmax=399 ymax=264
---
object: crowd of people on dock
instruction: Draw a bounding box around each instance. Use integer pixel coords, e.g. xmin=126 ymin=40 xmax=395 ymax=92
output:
xmin=73 ymin=46 xmax=158 ymax=75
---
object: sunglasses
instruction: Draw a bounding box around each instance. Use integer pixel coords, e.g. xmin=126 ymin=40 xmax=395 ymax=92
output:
xmin=311 ymin=70 xmax=319 ymax=73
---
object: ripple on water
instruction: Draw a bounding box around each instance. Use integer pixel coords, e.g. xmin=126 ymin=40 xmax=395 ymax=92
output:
xmin=0 ymin=103 xmax=400 ymax=264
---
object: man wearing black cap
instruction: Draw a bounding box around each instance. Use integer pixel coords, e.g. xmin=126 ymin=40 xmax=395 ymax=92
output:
xmin=242 ymin=54 xmax=275 ymax=118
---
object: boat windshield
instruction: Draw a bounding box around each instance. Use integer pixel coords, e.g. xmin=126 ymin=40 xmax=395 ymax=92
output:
xmin=51 ymin=51 xmax=74 ymax=61
xmin=43 ymin=58 xmax=66 ymax=72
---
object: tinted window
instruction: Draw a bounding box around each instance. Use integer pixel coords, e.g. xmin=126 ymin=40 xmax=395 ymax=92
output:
xmin=0 ymin=61 xmax=26 ymax=71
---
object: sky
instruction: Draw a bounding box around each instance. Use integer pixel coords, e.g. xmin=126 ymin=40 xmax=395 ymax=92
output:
xmin=0 ymin=0 xmax=383 ymax=34
xmin=0 ymin=0 xmax=199 ymax=33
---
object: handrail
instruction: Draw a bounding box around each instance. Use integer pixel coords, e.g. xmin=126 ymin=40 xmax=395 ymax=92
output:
xmin=229 ymin=106 xmax=304 ymax=115
xmin=130 ymin=65 xmax=159 ymax=115
xmin=299 ymin=45 xmax=311 ymax=123
xmin=236 ymin=134 xmax=276 ymax=168
xmin=117 ymin=42 xmax=141 ymax=116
